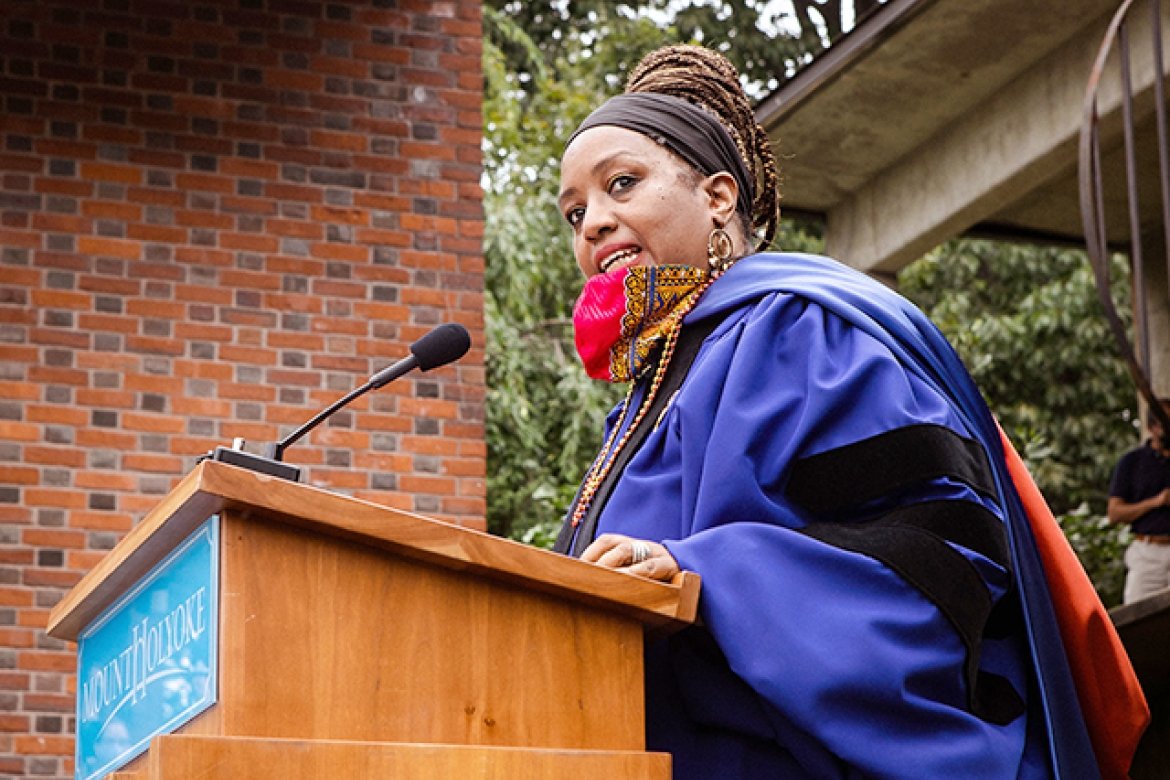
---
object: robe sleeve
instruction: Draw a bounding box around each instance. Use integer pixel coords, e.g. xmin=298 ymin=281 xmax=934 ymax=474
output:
xmin=623 ymin=292 xmax=1029 ymax=777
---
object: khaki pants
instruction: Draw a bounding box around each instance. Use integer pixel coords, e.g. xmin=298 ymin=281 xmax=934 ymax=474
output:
xmin=1124 ymin=537 xmax=1170 ymax=603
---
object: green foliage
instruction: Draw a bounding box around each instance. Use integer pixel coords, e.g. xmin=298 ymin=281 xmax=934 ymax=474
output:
xmin=899 ymin=239 xmax=1139 ymax=604
xmin=484 ymin=0 xmax=818 ymax=97
xmin=1058 ymin=504 xmax=1131 ymax=607
xmin=483 ymin=11 xmax=627 ymax=542
xmin=666 ymin=1 xmax=811 ymax=91
xmin=776 ymin=214 xmax=826 ymax=254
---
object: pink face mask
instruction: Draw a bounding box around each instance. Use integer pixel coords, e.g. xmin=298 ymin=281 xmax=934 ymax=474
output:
xmin=572 ymin=264 xmax=709 ymax=382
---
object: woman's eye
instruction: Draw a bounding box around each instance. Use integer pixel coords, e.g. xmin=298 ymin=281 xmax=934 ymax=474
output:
xmin=565 ymin=207 xmax=584 ymax=228
xmin=608 ymin=174 xmax=637 ymax=193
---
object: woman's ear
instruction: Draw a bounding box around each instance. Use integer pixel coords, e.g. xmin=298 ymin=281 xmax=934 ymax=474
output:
xmin=703 ymin=172 xmax=740 ymax=226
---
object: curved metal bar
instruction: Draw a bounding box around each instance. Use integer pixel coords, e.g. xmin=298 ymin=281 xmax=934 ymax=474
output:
xmin=1120 ymin=21 xmax=1153 ymax=372
xmin=1153 ymin=0 xmax=1170 ymax=288
xmin=1078 ymin=0 xmax=1170 ymax=430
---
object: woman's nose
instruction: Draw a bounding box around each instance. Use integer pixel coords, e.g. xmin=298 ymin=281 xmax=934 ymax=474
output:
xmin=581 ymin=200 xmax=616 ymax=241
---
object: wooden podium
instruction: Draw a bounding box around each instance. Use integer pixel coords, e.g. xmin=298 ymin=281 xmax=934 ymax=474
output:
xmin=47 ymin=460 xmax=700 ymax=779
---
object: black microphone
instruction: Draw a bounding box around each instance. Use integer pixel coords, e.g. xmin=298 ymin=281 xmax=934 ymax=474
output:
xmin=369 ymin=322 xmax=472 ymax=388
xmin=203 ymin=323 xmax=471 ymax=479
xmin=267 ymin=322 xmax=471 ymax=462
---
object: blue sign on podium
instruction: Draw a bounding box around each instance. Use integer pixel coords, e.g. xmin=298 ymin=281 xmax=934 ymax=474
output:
xmin=74 ymin=516 xmax=219 ymax=780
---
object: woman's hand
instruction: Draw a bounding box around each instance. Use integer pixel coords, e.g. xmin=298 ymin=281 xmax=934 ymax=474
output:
xmin=580 ymin=533 xmax=681 ymax=582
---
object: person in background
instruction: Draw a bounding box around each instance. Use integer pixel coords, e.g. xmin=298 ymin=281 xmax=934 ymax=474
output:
xmin=1108 ymin=398 xmax=1170 ymax=603
xmin=551 ymin=43 xmax=1145 ymax=779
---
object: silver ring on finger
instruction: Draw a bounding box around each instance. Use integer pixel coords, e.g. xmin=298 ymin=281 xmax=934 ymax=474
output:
xmin=630 ymin=541 xmax=651 ymax=565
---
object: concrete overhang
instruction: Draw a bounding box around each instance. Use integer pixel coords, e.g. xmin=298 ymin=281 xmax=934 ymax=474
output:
xmin=758 ymin=0 xmax=1170 ymax=275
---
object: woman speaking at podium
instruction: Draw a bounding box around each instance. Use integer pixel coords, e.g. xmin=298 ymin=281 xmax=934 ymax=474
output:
xmin=549 ymin=44 xmax=1144 ymax=779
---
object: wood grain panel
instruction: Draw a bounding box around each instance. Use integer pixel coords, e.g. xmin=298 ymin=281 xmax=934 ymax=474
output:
xmin=213 ymin=510 xmax=646 ymax=749
xmin=146 ymin=735 xmax=672 ymax=779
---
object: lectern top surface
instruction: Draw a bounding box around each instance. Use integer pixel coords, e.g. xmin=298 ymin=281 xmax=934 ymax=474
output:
xmin=47 ymin=460 xmax=699 ymax=642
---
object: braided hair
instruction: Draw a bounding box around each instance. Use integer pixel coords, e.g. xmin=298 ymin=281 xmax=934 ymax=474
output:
xmin=626 ymin=45 xmax=780 ymax=252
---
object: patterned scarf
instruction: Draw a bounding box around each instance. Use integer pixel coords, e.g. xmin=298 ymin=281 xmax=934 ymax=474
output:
xmin=572 ymin=265 xmax=709 ymax=382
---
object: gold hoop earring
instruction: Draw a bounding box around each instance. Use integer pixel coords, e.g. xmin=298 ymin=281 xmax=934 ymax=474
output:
xmin=707 ymin=226 xmax=734 ymax=276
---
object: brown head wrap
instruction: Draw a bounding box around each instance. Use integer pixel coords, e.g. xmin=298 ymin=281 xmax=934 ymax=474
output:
xmin=566 ymin=92 xmax=755 ymax=221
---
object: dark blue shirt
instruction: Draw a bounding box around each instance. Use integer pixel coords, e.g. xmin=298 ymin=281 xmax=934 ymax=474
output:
xmin=1109 ymin=441 xmax=1170 ymax=535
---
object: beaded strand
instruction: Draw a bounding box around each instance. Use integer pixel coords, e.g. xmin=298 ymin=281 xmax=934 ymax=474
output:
xmin=569 ymin=277 xmax=715 ymax=528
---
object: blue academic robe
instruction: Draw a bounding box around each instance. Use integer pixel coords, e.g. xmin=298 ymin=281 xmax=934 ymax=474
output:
xmin=561 ymin=253 xmax=1096 ymax=779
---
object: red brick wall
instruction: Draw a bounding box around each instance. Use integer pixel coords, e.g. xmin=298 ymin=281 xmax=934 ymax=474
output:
xmin=0 ymin=1 xmax=484 ymax=776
